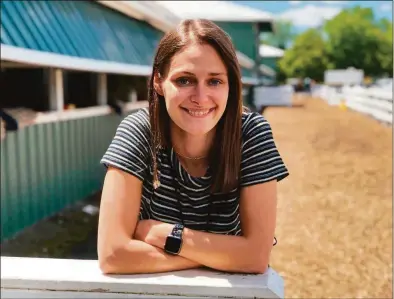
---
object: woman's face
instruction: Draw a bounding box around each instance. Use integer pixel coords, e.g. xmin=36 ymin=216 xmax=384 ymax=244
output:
xmin=156 ymin=43 xmax=229 ymax=136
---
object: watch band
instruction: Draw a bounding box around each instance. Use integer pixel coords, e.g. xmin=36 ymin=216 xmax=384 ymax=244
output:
xmin=171 ymin=223 xmax=184 ymax=237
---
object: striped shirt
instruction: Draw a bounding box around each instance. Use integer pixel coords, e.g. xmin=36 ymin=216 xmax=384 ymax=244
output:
xmin=101 ymin=108 xmax=289 ymax=236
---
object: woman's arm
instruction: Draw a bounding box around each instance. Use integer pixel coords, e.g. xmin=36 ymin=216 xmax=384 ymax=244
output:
xmin=136 ymin=180 xmax=278 ymax=274
xmin=97 ymin=166 xmax=201 ymax=274
xmin=99 ymin=239 xmax=201 ymax=274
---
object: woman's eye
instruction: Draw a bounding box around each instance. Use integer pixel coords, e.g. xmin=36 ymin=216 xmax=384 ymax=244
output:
xmin=209 ymin=79 xmax=222 ymax=86
xmin=176 ymin=77 xmax=192 ymax=86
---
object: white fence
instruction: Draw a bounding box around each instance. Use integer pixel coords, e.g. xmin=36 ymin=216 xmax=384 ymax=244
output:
xmin=1 ymin=256 xmax=284 ymax=299
xmin=312 ymin=84 xmax=393 ymax=124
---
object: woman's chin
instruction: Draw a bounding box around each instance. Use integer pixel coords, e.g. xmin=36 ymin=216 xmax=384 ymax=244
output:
xmin=179 ymin=125 xmax=215 ymax=136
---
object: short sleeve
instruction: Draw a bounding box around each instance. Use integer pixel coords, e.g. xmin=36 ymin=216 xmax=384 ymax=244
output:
xmin=100 ymin=109 xmax=151 ymax=181
xmin=240 ymin=113 xmax=289 ymax=187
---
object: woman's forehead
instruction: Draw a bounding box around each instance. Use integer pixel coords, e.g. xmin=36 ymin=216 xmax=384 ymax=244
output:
xmin=168 ymin=43 xmax=227 ymax=74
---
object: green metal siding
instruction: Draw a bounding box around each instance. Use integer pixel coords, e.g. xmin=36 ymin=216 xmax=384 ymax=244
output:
xmin=241 ymin=67 xmax=255 ymax=78
xmin=1 ymin=0 xmax=163 ymax=65
xmin=215 ymin=22 xmax=256 ymax=62
xmin=1 ymin=111 xmax=140 ymax=241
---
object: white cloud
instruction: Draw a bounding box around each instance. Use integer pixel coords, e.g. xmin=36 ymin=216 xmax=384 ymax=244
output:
xmin=279 ymin=4 xmax=342 ymax=27
xmin=321 ymin=1 xmax=347 ymax=4
xmin=288 ymin=1 xmax=347 ymax=5
xmin=379 ymin=2 xmax=392 ymax=12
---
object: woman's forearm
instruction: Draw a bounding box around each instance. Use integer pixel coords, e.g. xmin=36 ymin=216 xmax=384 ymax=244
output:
xmin=99 ymin=239 xmax=201 ymax=274
xmin=142 ymin=222 xmax=268 ymax=274
xmin=180 ymin=228 xmax=267 ymax=273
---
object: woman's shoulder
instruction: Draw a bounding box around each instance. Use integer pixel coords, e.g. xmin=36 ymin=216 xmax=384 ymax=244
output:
xmin=241 ymin=110 xmax=271 ymax=138
xmin=122 ymin=107 xmax=150 ymax=126
xmin=119 ymin=108 xmax=150 ymax=137
xmin=100 ymin=107 xmax=151 ymax=180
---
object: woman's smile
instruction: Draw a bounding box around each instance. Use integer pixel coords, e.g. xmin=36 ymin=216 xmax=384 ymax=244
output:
xmin=180 ymin=107 xmax=217 ymax=118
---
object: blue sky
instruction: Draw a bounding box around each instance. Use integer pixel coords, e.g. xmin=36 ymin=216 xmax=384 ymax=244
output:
xmin=236 ymin=1 xmax=392 ymax=32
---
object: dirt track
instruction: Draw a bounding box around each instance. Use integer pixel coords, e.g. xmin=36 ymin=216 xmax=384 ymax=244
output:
xmin=264 ymin=97 xmax=392 ymax=298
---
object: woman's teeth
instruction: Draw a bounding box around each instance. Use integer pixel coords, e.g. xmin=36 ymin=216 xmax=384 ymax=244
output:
xmin=186 ymin=108 xmax=214 ymax=117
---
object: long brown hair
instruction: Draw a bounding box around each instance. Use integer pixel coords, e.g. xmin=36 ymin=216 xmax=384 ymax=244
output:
xmin=148 ymin=19 xmax=243 ymax=193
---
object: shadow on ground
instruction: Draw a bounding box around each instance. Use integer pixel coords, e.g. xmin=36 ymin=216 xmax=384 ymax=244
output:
xmin=1 ymin=192 xmax=101 ymax=260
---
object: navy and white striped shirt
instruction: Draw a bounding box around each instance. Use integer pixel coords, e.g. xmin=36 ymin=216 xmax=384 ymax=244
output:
xmin=101 ymin=108 xmax=289 ymax=236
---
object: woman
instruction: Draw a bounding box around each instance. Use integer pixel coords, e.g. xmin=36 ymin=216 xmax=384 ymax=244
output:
xmin=98 ymin=19 xmax=289 ymax=275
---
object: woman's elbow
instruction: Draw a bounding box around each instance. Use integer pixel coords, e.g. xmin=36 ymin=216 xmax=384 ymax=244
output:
xmin=226 ymin=259 xmax=268 ymax=274
xmin=99 ymin=260 xmax=113 ymax=274
xmin=98 ymin=252 xmax=116 ymax=274
xmin=242 ymin=251 xmax=270 ymax=274
xmin=98 ymin=245 xmax=125 ymax=274
xmin=248 ymin=261 xmax=269 ymax=274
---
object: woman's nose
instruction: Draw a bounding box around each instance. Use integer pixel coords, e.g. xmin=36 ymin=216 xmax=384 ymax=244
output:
xmin=191 ymin=84 xmax=210 ymax=105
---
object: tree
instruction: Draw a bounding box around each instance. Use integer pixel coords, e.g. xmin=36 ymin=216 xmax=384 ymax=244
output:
xmin=278 ymin=28 xmax=328 ymax=81
xmin=261 ymin=20 xmax=297 ymax=49
xmin=324 ymin=7 xmax=393 ymax=77
xmin=274 ymin=6 xmax=392 ymax=81
xmin=376 ymin=18 xmax=393 ymax=77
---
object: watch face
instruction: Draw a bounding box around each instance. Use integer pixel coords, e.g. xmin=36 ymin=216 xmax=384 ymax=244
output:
xmin=164 ymin=236 xmax=182 ymax=254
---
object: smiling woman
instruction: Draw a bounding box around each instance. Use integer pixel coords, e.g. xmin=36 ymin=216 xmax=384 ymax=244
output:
xmin=97 ymin=19 xmax=289 ymax=275
xmin=155 ymin=43 xmax=230 ymax=147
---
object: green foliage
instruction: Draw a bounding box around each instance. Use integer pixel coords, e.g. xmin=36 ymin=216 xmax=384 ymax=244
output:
xmin=278 ymin=29 xmax=328 ymax=81
xmin=324 ymin=7 xmax=393 ymax=77
xmin=375 ymin=17 xmax=393 ymax=77
xmin=276 ymin=6 xmax=393 ymax=80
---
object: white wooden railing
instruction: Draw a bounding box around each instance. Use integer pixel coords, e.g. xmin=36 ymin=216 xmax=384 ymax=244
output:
xmin=34 ymin=101 xmax=149 ymax=124
xmin=0 ymin=256 xmax=284 ymax=299
xmin=312 ymin=84 xmax=393 ymax=124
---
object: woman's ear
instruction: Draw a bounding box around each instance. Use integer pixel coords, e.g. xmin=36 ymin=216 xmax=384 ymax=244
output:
xmin=153 ymin=73 xmax=164 ymax=96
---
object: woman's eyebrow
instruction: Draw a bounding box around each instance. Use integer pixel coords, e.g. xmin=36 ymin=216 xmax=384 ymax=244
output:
xmin=178 ymin=71 xmax=195 ymax=76
xmin=174 ymin=71 xmax=226 ymax=76
xmin=208 ymin=72 xmax=226 ymax=76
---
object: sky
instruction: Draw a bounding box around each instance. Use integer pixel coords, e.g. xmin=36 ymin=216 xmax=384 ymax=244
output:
xmin=235 ymin=1 xmax=393 ymax=32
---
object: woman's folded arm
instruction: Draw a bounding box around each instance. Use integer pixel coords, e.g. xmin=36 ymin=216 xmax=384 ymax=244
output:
xmin=135 ymin=180 xmax=278 ymax=274
xmin=97 ymin=166 xmax=201 ymax=274
xmin=99 ymin=238 xmax=200 ymax=274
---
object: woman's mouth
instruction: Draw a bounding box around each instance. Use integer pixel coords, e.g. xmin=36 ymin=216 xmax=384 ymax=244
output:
xmin=181 ymin=107 xmax=216 ymax=117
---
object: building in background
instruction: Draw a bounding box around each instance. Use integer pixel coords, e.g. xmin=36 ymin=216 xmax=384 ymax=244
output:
xmin=259 ymin=44 xmax=285 ymax=85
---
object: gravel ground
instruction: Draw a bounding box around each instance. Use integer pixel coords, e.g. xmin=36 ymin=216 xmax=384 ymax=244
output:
xmin=264 ymin=97 xmax=392 ymax=298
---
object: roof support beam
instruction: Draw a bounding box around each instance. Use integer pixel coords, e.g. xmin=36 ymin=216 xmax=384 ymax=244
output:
xmin=97 ymin=73 xmax=108 ymax=106
xmin=48 ymin=68 xmax=64 ymax=112
xmin=1 ymin=44 xmax=152 ymax=76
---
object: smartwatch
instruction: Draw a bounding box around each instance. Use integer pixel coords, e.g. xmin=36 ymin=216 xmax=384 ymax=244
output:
xmin=164 ymin=223 xmax=184 ymax=255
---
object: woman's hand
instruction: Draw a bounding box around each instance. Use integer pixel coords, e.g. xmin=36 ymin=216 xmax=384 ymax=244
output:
xmin=134 ymin=219 xmax=155 ymax=242
xmin=134 ymin=219 xmax=173 ymax=248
